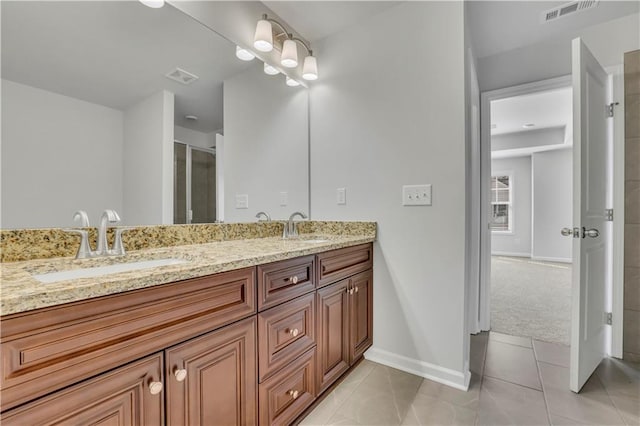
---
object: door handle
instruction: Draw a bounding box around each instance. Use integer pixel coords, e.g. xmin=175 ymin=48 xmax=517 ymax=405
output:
xmin=582 ymin=228 xmax=599 ymax=238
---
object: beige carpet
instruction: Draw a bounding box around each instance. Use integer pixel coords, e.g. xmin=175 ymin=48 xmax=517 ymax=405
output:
xmin=490 ymin=256 xmax=572 ymax=345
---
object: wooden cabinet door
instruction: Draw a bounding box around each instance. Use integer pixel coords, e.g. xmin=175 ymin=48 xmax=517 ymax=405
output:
xmin=349 ymin=270 xmax=373 ymax=363
xmin=316 ymin=279 xmax=350 ymax=394
xmin=165 ymin=317 xmax=257 ymax=426
xmin=1 ymin=353 xmax=164 ymax=426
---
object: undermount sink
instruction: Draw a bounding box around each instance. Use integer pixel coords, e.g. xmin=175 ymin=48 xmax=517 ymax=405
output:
xmin=33 ymin=258 xmax=188 ymax=284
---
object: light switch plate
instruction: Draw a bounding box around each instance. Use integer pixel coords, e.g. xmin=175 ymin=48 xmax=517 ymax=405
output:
xmin=235 ymin=194 xmax=249 ymax=209
xmin=402 ymin=184 xmax=432 ymax=206
xmin=337 ymin=188 xmax=346 ymax=205
xmin=280 ymin=191 xmax=288 ymax=206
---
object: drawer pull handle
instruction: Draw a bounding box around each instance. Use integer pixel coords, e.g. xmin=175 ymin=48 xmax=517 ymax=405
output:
xmin=288 ymin=328 xmax=300 ymax=337
xmin=149 ymin=381 xmax=163 ymax=395
xmin=174 ymin=368 xmax=187 ymax=382
xmin=288 ymin=389 xmax=299 ymax=399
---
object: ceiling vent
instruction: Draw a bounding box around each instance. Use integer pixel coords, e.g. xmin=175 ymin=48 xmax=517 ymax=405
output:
xmin=165 ymin=67 xmax=199 ymax=85
xmin=542 ymin=0 xmax=599 ymax=23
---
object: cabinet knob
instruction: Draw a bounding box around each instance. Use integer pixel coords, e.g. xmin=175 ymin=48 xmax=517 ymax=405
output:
xmin=354 ymin=286 xmax=359 ymax=293
xmin=288 ymin=389 xmax=299 ymax=399
xmin=288 ymin=328 xmax=300 ymax=337
xmin=349 ymin=288 xmax=354 ymax=295
xmin=174 ymin=368 xmax=187 ymax=382
xmin=149 ymin=381 xmax=163 ymax=395
xmin=291 ymin=275 xmax=299 ymax=284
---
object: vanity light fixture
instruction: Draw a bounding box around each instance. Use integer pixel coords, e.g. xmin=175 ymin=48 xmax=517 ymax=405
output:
xmin=236 ymin=46 xmax=255 ymax=61
xmin=264 ymin=63 xmax=280 ymax=75
xmin=253 ymin=14 xmax=319 ymax=81
xmin=139 ymin=0 xmax=164 ymax=8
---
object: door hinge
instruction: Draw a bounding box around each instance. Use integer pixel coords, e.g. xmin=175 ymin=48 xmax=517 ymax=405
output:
xmin=605 ymin=209 xmax=613 ymax=221
xmin=607 ymin=102 xmax=619 ymax=118
xmin=605 ymin=312 xmax=612 ymax=325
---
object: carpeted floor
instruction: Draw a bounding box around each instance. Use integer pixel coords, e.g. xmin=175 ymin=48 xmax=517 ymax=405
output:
xmin=490 ymin=256 xmax=572 ymax=345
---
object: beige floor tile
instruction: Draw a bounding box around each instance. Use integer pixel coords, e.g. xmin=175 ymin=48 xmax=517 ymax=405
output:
xmin=533 ymin=340 xmax=570 ymax=368
xmin=401 ymin=393 xmax=477 ymax=426
xmin=596 ymin=357 xmax=640 ymax=424
xmin=334 ymin=364 xmax=422 ymax=425
xmin=489 ymin=331 xmax=533 ymax=348
xmin=608 ymin=393 xmax=640 ymax=425
xmin=476 ymin=376 xmax=549 ymax=425
xmin=417 ymin=373 xmax=481 ymax=410
xmin=549 ymin=414 xmax=603 ymax=425
xmin=539 ymin=362 xmax=626 ymax=425
xmin=484 ymin=340 xmax=542 ymax=390
xmin=325 ymin=413 xmax=364 ymax=426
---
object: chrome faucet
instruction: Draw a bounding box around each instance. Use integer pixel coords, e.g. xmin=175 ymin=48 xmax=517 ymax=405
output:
xmin=283 ymin=211 xmax=307 ymax=239
xmin=255 ymin=211 xmax=271 ymax=222
xmin=96 ymin=209 xmax=121 ymax=255
xmin=73 ymin=210 xmax=90 ymax=227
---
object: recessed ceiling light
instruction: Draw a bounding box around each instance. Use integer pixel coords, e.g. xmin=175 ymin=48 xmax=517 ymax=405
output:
xmin=523 ymin=123 xmax=535 ymax=128
xmin=185 ymin=115 xmax=198 ymax=121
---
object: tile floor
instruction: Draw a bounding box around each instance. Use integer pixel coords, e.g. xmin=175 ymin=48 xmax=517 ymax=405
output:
xmin=300 ymin=332 xmax=640 ymax=425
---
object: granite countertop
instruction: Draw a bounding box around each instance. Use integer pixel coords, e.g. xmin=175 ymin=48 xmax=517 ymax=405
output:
xmin=0 ymin=234 xmax=374 ymax=316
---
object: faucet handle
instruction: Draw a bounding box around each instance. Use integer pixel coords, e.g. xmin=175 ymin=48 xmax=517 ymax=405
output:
xmin=111 ymin=227 xmax=135 ymax=256
xmin=72 ymin=210 xmax=90 ymax=227
xmin=63 ymin=229 xmax=94 ymax=259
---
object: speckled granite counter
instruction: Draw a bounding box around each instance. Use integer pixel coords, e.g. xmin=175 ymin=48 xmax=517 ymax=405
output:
xmin=1 ymin=233 xmax=375 ymax=316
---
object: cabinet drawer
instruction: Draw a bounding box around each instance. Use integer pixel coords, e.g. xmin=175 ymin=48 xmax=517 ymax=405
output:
xmin=258 ymin=255 xmax=315 ymax=311
xmin=259 ymin=347 xmax=316 ymax=426
xmin=1 ymin=353 xmax=164 ymax=425
xmin=0 ymin=267 xmax=256 ymax=411
xmin=317 ymin=243 xmax=373 ymax=287
xmin=258 ymin=293 xmax=315 ymax=381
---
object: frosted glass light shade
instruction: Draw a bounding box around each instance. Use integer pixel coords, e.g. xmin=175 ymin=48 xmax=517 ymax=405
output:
xmin=281 ymin=39 xmax=298 ymax=68
xmin=286 ymin=76 xmax=301 ymax=87
xmin=253 ymin=20 xmax=273 ymax=52
xmin=264 ymin=63 xmax=279 ymax=75
xmin=140 ymin=0 xmax=164 ymax=8
xmin=302 ymin=55 xmax=318 ymax=80
xmin=235 ymin=46 xmax=255 ymax=61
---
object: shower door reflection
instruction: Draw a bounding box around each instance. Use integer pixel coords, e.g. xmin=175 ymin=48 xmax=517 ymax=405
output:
xmin=174 ymin=142 xmax=216 ymax=224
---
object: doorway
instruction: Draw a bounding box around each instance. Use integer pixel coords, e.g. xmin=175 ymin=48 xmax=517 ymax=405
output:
xmin=489 ymin=86 xmax=574 ymax=345
xmin=174 ymin=142 xmax=217 ymax=224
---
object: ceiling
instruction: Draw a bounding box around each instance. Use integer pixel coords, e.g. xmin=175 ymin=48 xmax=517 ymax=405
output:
xmin=467 ymin=1 xmax=639 ymax=59
xmin=491 ymin=86 xmax=572 ymax=136
xmin=1 ymin=1 xmax=253 ymax=133
xmin=262 ymin=1 xmax=401 ymax=43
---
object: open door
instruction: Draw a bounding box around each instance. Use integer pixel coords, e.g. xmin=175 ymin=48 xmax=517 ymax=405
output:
xmin=567 ymin=38 xmax=610 ymax=393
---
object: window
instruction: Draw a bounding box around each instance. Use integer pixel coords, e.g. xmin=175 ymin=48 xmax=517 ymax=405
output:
xmin=490 ymin=175 xmax=512 ymax=232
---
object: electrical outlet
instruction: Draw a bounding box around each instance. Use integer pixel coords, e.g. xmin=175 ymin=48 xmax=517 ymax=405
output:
xmin=280 ymin=191 xmax=288 ymax=206
xmin=235 ymin=194 xmax=249 ymax=209
xmin=337 ymin=188 xmax=346 ymax=205
xmin=402 ymin=184 xmax=432 ymax=206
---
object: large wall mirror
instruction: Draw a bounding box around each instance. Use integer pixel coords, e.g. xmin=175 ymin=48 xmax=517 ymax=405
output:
xmin=1 ymin=1 xmax=309 ymax=229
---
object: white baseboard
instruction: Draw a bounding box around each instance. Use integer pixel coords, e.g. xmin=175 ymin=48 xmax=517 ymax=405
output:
xmin=530 ymin=256 xmax=572 ymax=264
xmin=364 ymin=347 xmax=470 ymax=391
xmin=491 ymin=251 xmax=530 ymax=258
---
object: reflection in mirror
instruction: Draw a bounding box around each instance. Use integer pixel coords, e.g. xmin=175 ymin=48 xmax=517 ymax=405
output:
xmin=1 ymin=1 xmax=309 ymax=229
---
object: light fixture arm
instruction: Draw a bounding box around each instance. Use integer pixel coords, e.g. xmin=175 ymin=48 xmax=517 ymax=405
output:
xmin=261 ymin=14 xmax=312 ymax=55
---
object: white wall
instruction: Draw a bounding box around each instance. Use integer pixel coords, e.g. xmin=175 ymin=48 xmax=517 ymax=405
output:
xmin=478 ymin=13 xmax=640 ymax=91
xmin=532 ymin=148 xmax=573 ymax=262
xmin=1 ymin=79 xmax=123 ymax=228
xmin=310 ymin=2 xmax=469 ymax=388
xmin=174 ymin=125 xmax=216 ymax=150
xmin=123 ymin=90 xmax=174 ymax=225
xmin=491 ymin=156 xmax=532 ymax=257
xmin=224 ymin=64 xmax=309 ymax=222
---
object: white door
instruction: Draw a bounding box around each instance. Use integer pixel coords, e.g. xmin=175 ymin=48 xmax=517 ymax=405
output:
xmin=568 ymin=38 xmax=610 ymax=393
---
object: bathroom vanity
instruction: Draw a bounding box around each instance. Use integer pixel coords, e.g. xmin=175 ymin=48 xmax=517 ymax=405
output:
xmin=0 ymin=235 xmax=373 ymax=425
